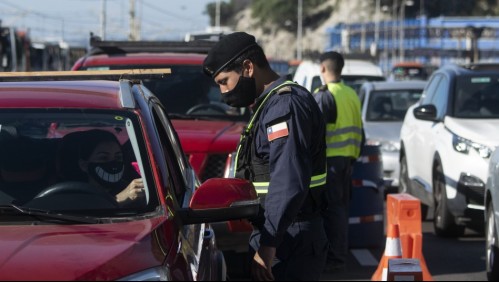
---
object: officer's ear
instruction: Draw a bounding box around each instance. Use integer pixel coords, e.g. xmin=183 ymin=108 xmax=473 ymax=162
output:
xmin=242 ymin=59 xmax=254 ymax=77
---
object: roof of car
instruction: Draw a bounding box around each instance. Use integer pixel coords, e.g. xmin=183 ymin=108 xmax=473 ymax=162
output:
xmin=392 ymin=61 xmax=424 ymax=68
xmin=363 ymin=80 xmax=427 ymax=91
xmin=437 ymin=63 xmax=499 ymax=76
xmin=0 ymin=69 xmax=170 ymax=109
xmin=72 ymin=36 xmax=213 ymax=69
xmin=74 ymin=52 xmax=207 ymax=69
xmin=0 ymin=80 xmax=123 ymax=109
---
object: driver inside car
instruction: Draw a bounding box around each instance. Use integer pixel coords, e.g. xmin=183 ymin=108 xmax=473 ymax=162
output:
xmin=76 ymin=129 xmax=145 ymax=207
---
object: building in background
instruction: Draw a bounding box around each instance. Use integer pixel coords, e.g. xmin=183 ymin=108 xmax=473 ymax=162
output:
xmin=325 ymin=16 xmax=499 ymax=74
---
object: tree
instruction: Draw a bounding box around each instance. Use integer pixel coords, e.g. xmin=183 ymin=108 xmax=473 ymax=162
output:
xmin=250 ymin=0 xmax=330 ymax=31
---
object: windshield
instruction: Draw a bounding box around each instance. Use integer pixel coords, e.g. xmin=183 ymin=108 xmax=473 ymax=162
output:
xmin=366 ymin=89 xmax=423 ymax=121
xmin=453 ymin=75 xmax=499 ymax=119
xmin=0 ymin=110 xmax=159 ymax=222
xmin=84 ymin=65 xmax=250 ymax=122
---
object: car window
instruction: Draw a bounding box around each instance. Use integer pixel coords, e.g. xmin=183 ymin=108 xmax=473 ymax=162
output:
xmin=431 ymin=76 xmax=449 ymax=119
xmin=453 ymin=74 xmax=499 ymax=118
xmin=421 ymin=74 xmax=442 ymax=105
xmin=366 ymin=89 xmax=423 ymax=121
xmin=0 ymin=110 xmax=158 ymax=216
xmin=150 ymin=104 xmax=189 ymax=203
xmin=82 ymin=64 xmax=250 ymax=122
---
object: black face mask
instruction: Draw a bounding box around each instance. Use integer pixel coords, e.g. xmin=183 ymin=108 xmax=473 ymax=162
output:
xmin=221 ymin=75 xmax=257 ymax=108
xmin=88 ymin=161 xmax=124 ymax=187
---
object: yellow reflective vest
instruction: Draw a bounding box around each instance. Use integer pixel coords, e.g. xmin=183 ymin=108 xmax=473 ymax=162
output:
xmin=315 ymin=82 xmax=363 ymax=159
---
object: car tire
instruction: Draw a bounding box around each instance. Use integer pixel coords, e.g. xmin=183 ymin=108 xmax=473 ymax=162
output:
xmin=433 ymin=162 xmax=465 ymax=237
xmin=486 ymin=205 xmax=499 ymax=281
xmin=400 ymin=153 xmax=428 ymax=220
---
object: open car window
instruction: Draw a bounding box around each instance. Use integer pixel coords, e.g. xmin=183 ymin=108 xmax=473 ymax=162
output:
xmin=0 ymin=109 xmax=159 ymax=220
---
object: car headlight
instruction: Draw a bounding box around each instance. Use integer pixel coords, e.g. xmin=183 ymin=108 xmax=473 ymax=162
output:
xmin=452 ymin=134 xmax=492 ymax=159
xmin=118 ymin=267 xmax=171 ymax=281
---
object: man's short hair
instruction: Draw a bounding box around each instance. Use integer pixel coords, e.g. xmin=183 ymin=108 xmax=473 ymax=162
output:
xmin=320 ymin=51 xmax=344 ymax=74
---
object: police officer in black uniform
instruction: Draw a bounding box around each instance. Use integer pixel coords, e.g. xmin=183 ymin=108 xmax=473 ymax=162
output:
xmin=203 ymin=32 xmax=328 ymax=281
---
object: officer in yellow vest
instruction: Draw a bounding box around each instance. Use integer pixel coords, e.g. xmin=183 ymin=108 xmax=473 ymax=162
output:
xmin=313 ymin=51 xmax=364 ymax=273
xmin=203 ymin=32 xmax=328 ymax=281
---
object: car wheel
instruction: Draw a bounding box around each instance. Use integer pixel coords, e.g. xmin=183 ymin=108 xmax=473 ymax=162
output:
xmin=486 ymin=205 xmax=499 ymax=280
xmin=400 ymin=153 xmax=428 ymax=220
xmin=433 ymin=162 xmax=465 ymax=237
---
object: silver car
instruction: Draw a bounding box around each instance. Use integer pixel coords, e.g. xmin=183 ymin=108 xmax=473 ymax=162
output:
xmin=358 ymin=80 xmax=427 ymax=192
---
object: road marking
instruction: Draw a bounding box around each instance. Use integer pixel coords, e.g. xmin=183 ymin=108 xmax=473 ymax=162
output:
xmin=351 ymin=249 xmax=379 ymax=266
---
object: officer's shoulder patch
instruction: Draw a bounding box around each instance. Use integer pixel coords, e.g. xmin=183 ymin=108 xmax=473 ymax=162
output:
xmin=276 ymin=86 xmax=292 ymax=95
xmin=266 ymin=121 xmax=289 ymax=142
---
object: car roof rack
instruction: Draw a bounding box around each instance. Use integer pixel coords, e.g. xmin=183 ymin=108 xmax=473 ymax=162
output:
xmin=88 ymin=33 xmax=217 ymax=56
xmin=0 ymin=69 xmax=171 ymax=82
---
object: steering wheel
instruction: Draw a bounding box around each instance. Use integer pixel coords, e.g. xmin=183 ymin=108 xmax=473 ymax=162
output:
xmin=186 ymin=103 xmax=228 ymax=115
xmin=33 ymin=181 xmax=119 ymax=207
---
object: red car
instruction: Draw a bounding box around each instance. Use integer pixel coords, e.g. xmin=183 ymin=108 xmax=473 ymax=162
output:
xmin=0 ymin=70 xmax=258 ymax=281
xmin=71 ymin=37 xmax=254 ymax=276
xmin=72 ymin=37 xmax=249 ymax=182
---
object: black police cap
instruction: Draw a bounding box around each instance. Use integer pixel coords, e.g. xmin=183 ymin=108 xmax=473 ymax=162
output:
xmin=203 ymin=32 xmax=258 ymax=78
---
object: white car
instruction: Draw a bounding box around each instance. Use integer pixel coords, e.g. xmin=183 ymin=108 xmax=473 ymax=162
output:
xmin=400 ymin=63 xmax=499 ymax=237
xmin=486 ymin=147 xmax=499 ymax=281
xmin=358 ymin=80 xmax=426 ymax=192
xmin=292 ymin=59 xmax=385 ymax=93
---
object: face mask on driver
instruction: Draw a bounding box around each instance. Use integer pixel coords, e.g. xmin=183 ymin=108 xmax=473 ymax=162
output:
xmin=88 ymin=161 xmax=124 ymax=187
xmin=221 ymin=75 xmax=257 ymax=108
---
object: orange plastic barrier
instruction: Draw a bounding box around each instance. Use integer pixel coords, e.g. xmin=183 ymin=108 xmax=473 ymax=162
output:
xmin=371 ymin=193 xmax=433 ymax=281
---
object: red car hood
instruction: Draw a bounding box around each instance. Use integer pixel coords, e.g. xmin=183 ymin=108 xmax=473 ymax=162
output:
xmin=171 ymin=120 xmax=245 ymax=153
xmin=0 ymin=218 xmax=166 ymax=281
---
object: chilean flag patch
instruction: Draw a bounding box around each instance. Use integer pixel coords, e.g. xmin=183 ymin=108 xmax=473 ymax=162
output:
xmin=267 ymin=122 xmax=289 ymax=142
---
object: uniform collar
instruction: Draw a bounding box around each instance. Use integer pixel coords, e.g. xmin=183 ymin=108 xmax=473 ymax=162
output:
xmin=252 ymin=76 xmax=288 ymax=110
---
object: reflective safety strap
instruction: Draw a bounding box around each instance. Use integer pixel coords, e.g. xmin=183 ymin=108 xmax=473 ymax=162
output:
xmin=327 ymin=138 xmax=362 ymax=149
xmin=310 ymin=172 xmax=327 ymax=187
xmin=253 ymin=172 xmax=326 ymax=194
xmin=325 ymin=125 xmax=363 ymax=138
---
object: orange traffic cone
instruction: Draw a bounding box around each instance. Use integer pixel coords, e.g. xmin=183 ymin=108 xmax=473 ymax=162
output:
xmin=371 ymin=223 xmax=402 ymax=281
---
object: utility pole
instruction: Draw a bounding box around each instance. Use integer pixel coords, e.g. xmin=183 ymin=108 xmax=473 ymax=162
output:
xmin=297 ymin=0 xmax=303 ymax=60
xmin=100 ymin=0 xmax=106 ymax=40
xmin=129 ymin=0 xmax=137 ymax=41
xmin=215 ymin=0 xmax=221 ymax=30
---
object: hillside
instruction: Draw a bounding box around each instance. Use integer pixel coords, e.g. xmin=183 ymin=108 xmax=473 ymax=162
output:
xmin=231 ymin=0 xmax=387 ymax=61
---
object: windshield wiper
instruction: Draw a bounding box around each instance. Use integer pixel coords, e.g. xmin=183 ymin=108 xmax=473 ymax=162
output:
xmin=0 ymin=204 xmax=102 ymax=224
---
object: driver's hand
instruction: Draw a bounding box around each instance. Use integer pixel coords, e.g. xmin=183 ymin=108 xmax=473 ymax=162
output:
xmin=116 ymin=178 xmax=144 ymax=203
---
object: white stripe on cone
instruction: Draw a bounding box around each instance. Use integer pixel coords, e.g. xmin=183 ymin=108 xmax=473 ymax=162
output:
xmin=385 ymin=237 xmax=402 ymax=257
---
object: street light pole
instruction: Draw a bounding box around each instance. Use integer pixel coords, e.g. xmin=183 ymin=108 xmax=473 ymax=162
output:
xmin=399 ymin=0 xmax=406 ymax=62
xmin=100 ymin=0 xmax=106 ymax=40
xmin=297 ymin=0 xmax=303 ymax=61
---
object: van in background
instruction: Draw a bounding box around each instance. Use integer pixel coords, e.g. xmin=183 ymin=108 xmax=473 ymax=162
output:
xmin=293 ymin=59 xmax=385 ymax=93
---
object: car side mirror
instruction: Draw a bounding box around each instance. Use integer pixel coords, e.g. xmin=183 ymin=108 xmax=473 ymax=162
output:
xmin=413 ymin=104 xmax=438 ymax=122
xmin=178 ymin=178 xmax=260 ymax=225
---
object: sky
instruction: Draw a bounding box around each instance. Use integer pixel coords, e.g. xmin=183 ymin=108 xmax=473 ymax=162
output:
xmin=0 ymin=0 xmax=216 ymax=46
